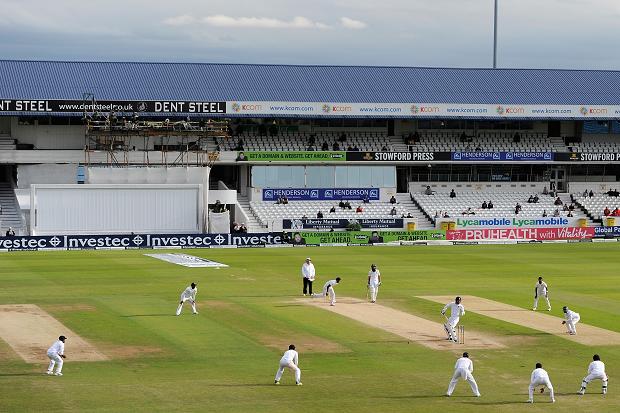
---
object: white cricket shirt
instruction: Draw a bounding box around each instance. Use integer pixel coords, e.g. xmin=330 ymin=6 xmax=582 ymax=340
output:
xmin=302 ymin=262 xmax=315 ymax=281
xmin=368 ymin=269 xmax=381 ymax=285
xmin=531 ymin=368 xmax=550 ymax=383
xmin=47 ymin=340 xmax=65 ymax=356
xmin=443 ymin=302 xmax=465 ymax=318
xmin=454 ymin=357 xmax=473 ymax=372
xmin=181 ymin=286 xmax=197 ymax=300
xmin=588 ymin=360 xmax=605 ymax=375
xmin=535 ymin=281 xmax=548 ymax=295
xmin=281 ymin=349 xmax=299 ymax=365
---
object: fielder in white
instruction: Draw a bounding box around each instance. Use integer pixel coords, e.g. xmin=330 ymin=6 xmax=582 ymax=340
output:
xmin=528 ymin=362 xmax=555 ymax=403
xmin=318 ymin=277 xmax=341 ymax=306
xmin=562 ymin=306 xmax=580 ymax=335
xmin=446 ymin=352 xmax=480 ymax=397
xmin=274 ymin=344 xmax=302 ymax=386
xmin=441 ymin=296 xmax=465 ymax=342
xmin=578 ymin=354 xmax=608 ymax=395
xmin=367 ymin=264 xmax=381 ymax=303
xmin=176 ymin=282 xmax=198 ymax=315
xmin=533 ymin=276 xmax=551 ymax=311
xmin=46 ymin=335 xmax=67 ymax=376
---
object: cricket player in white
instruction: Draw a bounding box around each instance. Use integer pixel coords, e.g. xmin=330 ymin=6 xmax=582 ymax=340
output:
xmin=533 ymin=276 xmax=551 ymax=311
xmin=274 ymin=344 xmax=302 ymax=385
xmin=579 ymin=354 xmax=608 ymax=395
xmin=446 ymin=352 xmax=480 ymax=397
xmin=302 ymin=258 xmax=316 ymax=296
xmin=528 ymin=362 xmax=555 ymax=403
xmin=562 ymin=306 xmax=580 ymax=335
xmin=46 ymin=335 xmax=67 ymax=376
xmin=321 ymin=277 xmax=341 ymax=306
xmin=367 ymin=264 xmax=381 ymax=303
xmin=441 ymin=296 xmax=465 ymax=342
xmin=176 ymin=282 xmax=198 ymax=315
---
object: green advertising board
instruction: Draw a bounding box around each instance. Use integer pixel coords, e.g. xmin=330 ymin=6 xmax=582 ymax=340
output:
xmin=238 ymin=151 xmax=346 ymax=162
xmin=291 ymin=230 xmax=446 ymax=245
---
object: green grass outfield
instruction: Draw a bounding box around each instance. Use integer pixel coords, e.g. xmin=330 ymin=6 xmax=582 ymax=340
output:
xmin=1 ymin=243 xmax=619 ymax=413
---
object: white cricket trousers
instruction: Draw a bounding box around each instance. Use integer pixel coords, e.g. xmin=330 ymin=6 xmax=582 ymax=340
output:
xmin=369 ymin=283 xmax=379 ymax=302
xmin=323 ymin=286 xmax=336 ymax=305
xmin=444 ymin=316 xmax=460 ymax=340
xmin=176 ymin=297 xmax=197 ymax=315
xmin=581 ymin=372 xmax=608 ymax=393
xmin=447 ymin=368 xmax=480 ymax=396
xmin=566 ymin=315 xmax=580 ymax=334
xmin=533 ymin=295 xmax=551 ymax=310
xmin=529 ymin=378 xmax=554 ymax=401
xmin=47 ymin=353 xmax=63 ymax=374
xmin=275 ymin=360 xmax=301 ymax=383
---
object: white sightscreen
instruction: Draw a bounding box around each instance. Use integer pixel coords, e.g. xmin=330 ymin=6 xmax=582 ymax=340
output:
xmin=31 ymin=184 xmax=203 ymax=235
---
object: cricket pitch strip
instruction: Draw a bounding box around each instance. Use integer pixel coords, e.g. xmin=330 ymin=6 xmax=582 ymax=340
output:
xmin=301 ymin=297 xmax=505 ymax=351
xmin=0 ymin=304 xmax=109 ymax=363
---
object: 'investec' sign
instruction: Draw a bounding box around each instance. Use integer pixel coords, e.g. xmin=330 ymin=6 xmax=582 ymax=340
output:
xmin=452 ymin=217 xmax=578 ymax=229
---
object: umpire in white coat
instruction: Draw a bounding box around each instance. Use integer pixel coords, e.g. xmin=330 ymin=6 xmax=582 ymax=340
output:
xmin=302 ymin=257 xmax=315 ymax=296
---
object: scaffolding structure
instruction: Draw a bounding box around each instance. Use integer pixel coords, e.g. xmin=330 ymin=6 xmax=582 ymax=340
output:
xmin=82 ymin=95 xmax=228 ymax=167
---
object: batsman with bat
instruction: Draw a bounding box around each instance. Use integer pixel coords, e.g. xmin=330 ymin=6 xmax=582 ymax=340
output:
xmin=442 ymin=296 xmax=465 ymax=343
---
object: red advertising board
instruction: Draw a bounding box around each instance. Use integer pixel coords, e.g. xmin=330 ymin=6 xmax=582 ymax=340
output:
xmin=446 ymin=227 xmax=595 ymax=241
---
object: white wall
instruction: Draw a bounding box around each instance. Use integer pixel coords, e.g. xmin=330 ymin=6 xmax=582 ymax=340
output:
xmin=17 ymin=164 xmax=77 ymax=188
xmin=11 ymin=120 xmax=85 ymax=149
xmin=31 ymin=184 xmax=203 ymax=235
xmin=569 ymin=182 xmax=620 ymax=194
xmin=410 ymin=181 xmax=547 ymax=194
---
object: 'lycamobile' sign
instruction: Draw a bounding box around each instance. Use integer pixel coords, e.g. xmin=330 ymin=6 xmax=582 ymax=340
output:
xmin=450 ymin=217 xmax=580 ymax=229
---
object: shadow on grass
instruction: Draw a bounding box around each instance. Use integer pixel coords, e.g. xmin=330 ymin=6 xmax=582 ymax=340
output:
xmin=120 ymin=314 xmax=177 ymax=317
xmin=0 ymin=373 xmax=48 ymax=377
xmin=379 ymin=395 xmax=447 ymax=400
xmin=209 ymin=383 xmax=280 ymax=387
xmin=462 ymin=401 xmax=528 ymax=406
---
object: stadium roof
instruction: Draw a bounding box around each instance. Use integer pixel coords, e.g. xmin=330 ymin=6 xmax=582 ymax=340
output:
xmin=1 ymin=59 xmax=620 ymax=105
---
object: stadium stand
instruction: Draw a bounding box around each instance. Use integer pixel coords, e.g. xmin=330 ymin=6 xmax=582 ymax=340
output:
xmin=400 ymin=131 xmax=565 ymax=153
xmin=568 ymin=135 xmax=620 ymax=153
xmin=573 ymin=190 xmax=620 ymax=221
xmin=412 ymin=190 xmax=593 ymax=224
xmin=217 ymin=131 xmax=391 ymax=152
xmin=0 ymin=182 xmax=25 ymax=235
xmin=248 ymin=197 xmax=434 ymax=230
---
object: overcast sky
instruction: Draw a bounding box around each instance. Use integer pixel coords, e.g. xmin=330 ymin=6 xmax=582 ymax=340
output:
xmin=1 ymin=0 xmax=619 ymax=69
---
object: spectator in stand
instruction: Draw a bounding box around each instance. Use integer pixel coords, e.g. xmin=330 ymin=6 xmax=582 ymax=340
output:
xmin=333 ymin=142 xmax=340 ymax=151
xmin=390 ymin=195 xmax=397 ymax=204
xmin=231 ymin=222 xmax=240 ymax=233
xmin=301 ymin=214 xmax=308 ymax=220
xmin=488 ymin=200 xmax=494 ymax=209
xmin=528 ymin=195 xmax=534 ymax=203
xmin=390 ymin=207 xmax=397 ymax=216
xmin=613 ymin=208 xmax=620 ymax=216
xmin=434 ymin=211 xmax=440 ymax=219
xmin=462 ymin=208 xmax=475 ymax=216
xmin=460 ymin=131 xmax=468 ymax=143
xmin=405 ymin=212 xmax=413 ymax=218
xmin=553 ymin=209 xmax=560 ymax=217
xmin=450 ymin=189 xmax=456 ymax=198
xmin=282 ymin=196 xmax=289 ymax=204
xmin=276 ymin=196 xmax=283 ymax=205
xmin=443 ymin=212 xmax=450 ymax=218
xmin=356 ymin=205 xmax=363 ymax=213
xmin=381 ymin=145 xmax=387 ymax=151
xmin=347 ymin=145 xmax=353 ymax=151
xmin=569 ymin=203 xmax=575 ymax=211
xmin=329 ymin=205 xmax=336 ymax=213
xmin=515 ymin=203 xmax=522 ymax=214
xmin=339 ymin=133 xmax=347 ymax=142
xmin=239 ymin=223 xmax=248 ymax=233
xmin=363 ymin=195 xmax=370 ymax=203
xmin=317 ymin=210 xmax=324 ymax=219
xmin=589 ymin=190 xmax=594 ymax=198
xmin=307 ymin=145 xmax=315 ymax=151
xmin=425 ymin=186 xmax=434 ymax=195
xmin=563 ymin=204 xmax=570 ymax=212
xmin=339 ymin=199 xmax=346 ymax=209
xmin=533 ymin=194 xmax=539 ymax=203
xmin=481 ymin=201 xmax=488 ymax=209
xmin=344 ymin=201 xmax=352 ymax=210
xmin=604 ymin=207 xmax=611 ymax=216
xmin=5 ymin=227 xmax=16 ymax=236
xmin=543 ymin=186 xmax=549 ymax=195
xmin=542 ymin=210 xmax=548 ymax=217
xmin=513 ymin=132 xmax=521 ymax=143
xmin=583 ymin=189 xmax=589 ymax=198
xmin=606 ymin=188 xmax=619 ymax=197
xmin=567 ymin=211 xmax=574 ymax=217
xmin=321 ymin=141 xmax=329 ymax=151
xmin=353 ymin=146 xmax=360 ymax=151
xmin=554 ymin=197 xmax=563 ymax=206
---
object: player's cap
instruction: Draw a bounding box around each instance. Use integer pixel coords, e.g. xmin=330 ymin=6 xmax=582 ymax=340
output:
xmin=463 ymin=352 xmax=469 ymax=358
xmin=59 ymin=335 xmax=67 ymax=341
xmin=306 ymin=257 xmax=311 ymax=261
